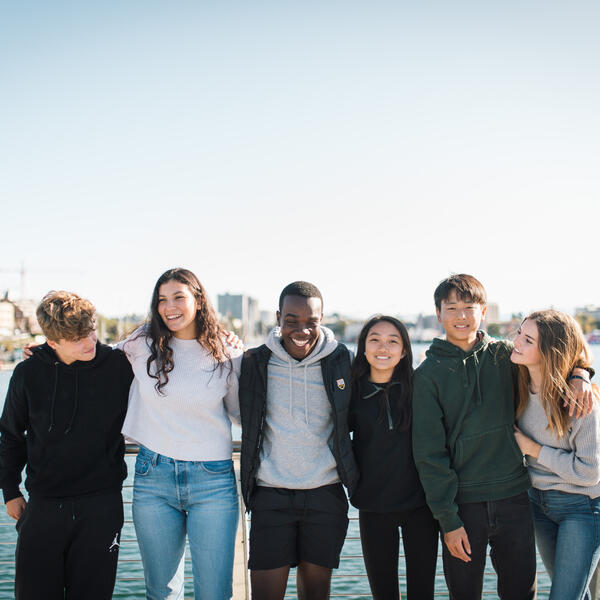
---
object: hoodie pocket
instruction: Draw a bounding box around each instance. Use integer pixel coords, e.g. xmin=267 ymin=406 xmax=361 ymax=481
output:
xmin=454 ymin=424 xmax=524 ymax=487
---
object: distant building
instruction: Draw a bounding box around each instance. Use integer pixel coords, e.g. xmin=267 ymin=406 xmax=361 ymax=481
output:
xmin=486 ymin=302 xmax=500 ymax=325
xmin=576 ymin=305 xmax=600 ymax=321
xmin=409 ymin=314 xmax=443 ymax=342
xmin=0 ymin=298 xmax=28 ymax=336
xmin=0 ymin=299 xmax=17 ymax=336
xmin=14 ymin=298 xmax=42 ymax=335
xmin=218 ymin=293 xmax=260 ymax=340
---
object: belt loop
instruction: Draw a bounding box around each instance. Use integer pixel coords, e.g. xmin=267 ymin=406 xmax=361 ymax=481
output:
xmin=152 ymin=452 xmax=158 ymax=467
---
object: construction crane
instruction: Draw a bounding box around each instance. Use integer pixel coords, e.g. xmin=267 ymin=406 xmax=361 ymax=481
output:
xmin=0 ymin=262 xmax=82 ymax=300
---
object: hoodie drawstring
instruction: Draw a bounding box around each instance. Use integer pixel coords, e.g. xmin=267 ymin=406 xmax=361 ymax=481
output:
xmin=48 ymin=362 xmax=60 ymax=432
xmin=288 ymin=366 xmax=293 ymax=417
xmin=461 ymin=351 xmax=484 ymax=406
xmin=287 ymin=362 xmax=310 ymax=425
xmin=48 ymin=363 xmax=80 ymax=435
xmin=65 ymin=370 xmax=79 ymax=434
xmin=304 ymin=365 xmax=308 ymax=425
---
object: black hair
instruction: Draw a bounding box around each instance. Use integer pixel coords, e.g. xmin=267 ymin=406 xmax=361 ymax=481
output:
xmin=433 ymin=273 xmax=487 ymax=311
xmin=278 ymin=281 xmax=323 ymax=312
xmin=351 ymin=315 xmax=413 ymax=431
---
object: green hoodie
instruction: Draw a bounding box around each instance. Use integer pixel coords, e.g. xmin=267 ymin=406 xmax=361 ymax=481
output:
xmin=412 ymin=332 xmax=530 ymax=534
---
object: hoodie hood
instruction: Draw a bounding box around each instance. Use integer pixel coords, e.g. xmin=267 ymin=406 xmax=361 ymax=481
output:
xmin=264 ymin=325 xmax=338 ymax=426
xmin=266 ymin=325 xmax=338 ymax=366
xmin=31 ymin=342 xmax=114 ymax=434
xmin=426 ymin=331 xmax=492 ymax=407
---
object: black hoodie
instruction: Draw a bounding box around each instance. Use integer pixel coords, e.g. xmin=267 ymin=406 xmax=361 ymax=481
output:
xmin=0 ymin=342 xmax=133 ymax=503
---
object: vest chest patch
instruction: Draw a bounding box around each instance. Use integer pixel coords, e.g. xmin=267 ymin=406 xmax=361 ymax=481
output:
xmin=336 ymin=378 xmax=345 ymax=390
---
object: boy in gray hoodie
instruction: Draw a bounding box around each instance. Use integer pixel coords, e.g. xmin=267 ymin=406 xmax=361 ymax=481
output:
xmin=240 ymin=281 xmax=358 ymax=600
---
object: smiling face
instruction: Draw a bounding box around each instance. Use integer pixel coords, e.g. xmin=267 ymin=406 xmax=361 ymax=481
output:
xmin=157 ymin=279 xmax=199 ymax=340
xmin=437 ymin=290 xmax=487 ymax=351
xmin=277 ymin=295 xmax=323 ymax=360
xmin=48 ymin=330 xmax=98 ymax=364
xmin=364 ymin=320 xmax=405 ymax=383
xmin=511 ymin=318 xmax=542 ymax=369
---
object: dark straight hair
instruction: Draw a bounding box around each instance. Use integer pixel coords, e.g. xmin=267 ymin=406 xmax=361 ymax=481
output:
xmin=351 ymin=315 xmax=413 ymax=430
xmin=433 ymin=273 xmax=487 ymax=311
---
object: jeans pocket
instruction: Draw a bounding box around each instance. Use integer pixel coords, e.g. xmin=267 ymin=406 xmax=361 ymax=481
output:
xmin=134 ymin=454 xmax=152 ymax=477
xmin=201 ymin=459 xmax=233 ymax=474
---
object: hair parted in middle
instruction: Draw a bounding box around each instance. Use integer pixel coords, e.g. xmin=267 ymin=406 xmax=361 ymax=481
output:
xmin=140 ymin=267 xmax=229 ymax=394
xmin=433 ymin=273 xmax=487 ymax=311
xmin=351 ymin=315 xmax=414 ymax=431
xmin=515 ymin=309 xmax=598 ymax=438
xmin=278 ymin=281 xmax=323 ymax=312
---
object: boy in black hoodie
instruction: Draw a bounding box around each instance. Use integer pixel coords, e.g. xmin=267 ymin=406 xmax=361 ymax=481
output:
xmin=0 ymin=291 xmax=133 ymax=600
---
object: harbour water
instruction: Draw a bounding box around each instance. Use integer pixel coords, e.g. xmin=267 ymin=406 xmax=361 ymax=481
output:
xmin=1 ymin=343 xmax=600 ymax=598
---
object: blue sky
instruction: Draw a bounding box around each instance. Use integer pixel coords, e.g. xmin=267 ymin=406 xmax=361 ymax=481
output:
xmin=1 ymin=1 xmax=599 ymax=319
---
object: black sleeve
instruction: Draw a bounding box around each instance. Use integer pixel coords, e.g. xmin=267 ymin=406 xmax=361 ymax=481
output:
xmin=0 ymin=366 xmax=29 ymax=503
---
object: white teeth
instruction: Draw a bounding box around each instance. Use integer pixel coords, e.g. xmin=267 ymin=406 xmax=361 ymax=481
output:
xmin=166 ymin=315 xmax=182 ymax=320
xmin=292 ymin=339 xmax=309 ymax=346
xmin=375 ymin=356 xmax=390 ymax=360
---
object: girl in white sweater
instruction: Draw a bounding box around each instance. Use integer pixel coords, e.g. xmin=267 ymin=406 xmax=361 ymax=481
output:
xmin=121 ymin=268 xmax=242 ymax=600
xmin=511 ymin=309 xmax=600 ymax=600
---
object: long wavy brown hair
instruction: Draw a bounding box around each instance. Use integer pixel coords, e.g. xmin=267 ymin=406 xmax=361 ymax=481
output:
xmin=138 ymin=268 xmax=229 ymax=394
xmin=515 ymin=309 xmax=598 ymax=437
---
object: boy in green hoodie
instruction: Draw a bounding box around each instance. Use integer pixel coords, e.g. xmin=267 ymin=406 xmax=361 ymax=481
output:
xmin=412 ymin=274 xmax=593 ymax=600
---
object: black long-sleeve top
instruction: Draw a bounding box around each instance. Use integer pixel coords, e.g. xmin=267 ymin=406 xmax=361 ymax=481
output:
xmin=349 ymin=378 xmax=426 ymax=512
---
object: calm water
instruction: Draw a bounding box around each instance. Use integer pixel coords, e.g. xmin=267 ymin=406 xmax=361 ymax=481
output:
xmin=1 ymin=342 xmax=600 ymax=598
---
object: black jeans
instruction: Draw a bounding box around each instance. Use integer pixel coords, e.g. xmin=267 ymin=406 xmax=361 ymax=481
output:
xmin=442 ymin=492 xmax=536 ymax=600
xmin=359 ymin=505 xmax=439 ymax=600
xmin=14 ymin=491 xmax=124 ymax=600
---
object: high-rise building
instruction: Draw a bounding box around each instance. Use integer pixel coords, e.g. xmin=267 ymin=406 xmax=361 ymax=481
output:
xmin=217 ymin=293 xmax=260 ymax=340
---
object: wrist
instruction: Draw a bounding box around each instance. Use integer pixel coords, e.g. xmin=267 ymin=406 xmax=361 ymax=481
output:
xmin=528 ymin=441 xmax=541 ymax=459
xmin=568 ymin=374 xmax=590 ymax=384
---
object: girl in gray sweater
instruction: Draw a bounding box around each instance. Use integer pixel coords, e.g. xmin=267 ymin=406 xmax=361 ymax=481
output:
xmin=511 ymin=309 xmax=600 ymax=600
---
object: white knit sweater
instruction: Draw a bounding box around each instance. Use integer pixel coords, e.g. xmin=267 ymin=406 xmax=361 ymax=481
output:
xmin=518 ymin=392 xmax=600 ymax=497
xmin=119 ymin=333 xmax=242 ymax=461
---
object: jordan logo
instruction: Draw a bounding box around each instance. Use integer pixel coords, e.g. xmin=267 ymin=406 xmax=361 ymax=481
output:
xmin=109 ymin=533 xmax=120 ymax=552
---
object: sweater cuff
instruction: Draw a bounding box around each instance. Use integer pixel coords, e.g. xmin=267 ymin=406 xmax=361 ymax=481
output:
xmin=439 ymin=512 xmax=464 ymax=534
xmin=536 ymin=445 xmax=553 ymax=469
xmin=3 ymin=487 xmax=23 ymax=504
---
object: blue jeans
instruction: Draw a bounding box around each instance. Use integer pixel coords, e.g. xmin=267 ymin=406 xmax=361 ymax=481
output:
xmin=529 ymin=488 xmax=600 ymax=600
xmin=132 ymin=445 xmax=239 ymax=600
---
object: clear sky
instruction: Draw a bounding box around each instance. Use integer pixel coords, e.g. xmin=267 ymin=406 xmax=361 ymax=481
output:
xmin=2 ymin=1 xmax=599 ymax=320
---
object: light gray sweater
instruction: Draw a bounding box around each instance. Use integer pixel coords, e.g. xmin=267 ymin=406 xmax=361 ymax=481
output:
xmin=518 ymin=392 xmax=600 ymax=497
xmin=256 ymin=326 xmax=341 ymax=490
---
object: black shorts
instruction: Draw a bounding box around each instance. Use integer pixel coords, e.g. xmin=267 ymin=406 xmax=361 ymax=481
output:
xmin=248 ymin=483 xmax=349 ymax=571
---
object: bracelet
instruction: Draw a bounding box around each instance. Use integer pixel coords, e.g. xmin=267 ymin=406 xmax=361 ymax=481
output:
xmin=568 ymin=374 xmax=590 ymax=384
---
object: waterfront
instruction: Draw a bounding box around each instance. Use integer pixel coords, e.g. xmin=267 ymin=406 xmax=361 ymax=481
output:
xmin=1 ymin=344 xmax=600 ymax=598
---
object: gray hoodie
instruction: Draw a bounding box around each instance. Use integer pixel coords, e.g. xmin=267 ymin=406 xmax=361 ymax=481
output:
xmin=256 ymin=326 xmax=341 ymax=490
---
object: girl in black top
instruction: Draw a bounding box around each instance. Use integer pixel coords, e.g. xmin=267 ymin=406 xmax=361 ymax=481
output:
xmin=349 ymin=315 xmax=439 ymax=600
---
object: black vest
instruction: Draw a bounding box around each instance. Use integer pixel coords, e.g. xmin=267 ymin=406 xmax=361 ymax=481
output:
xmin=239 ymin=343 xmax=358 ymax=509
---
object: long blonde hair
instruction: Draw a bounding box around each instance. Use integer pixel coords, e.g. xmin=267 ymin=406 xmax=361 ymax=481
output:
xmin=515 ymin=309 xmax=598 ymax=438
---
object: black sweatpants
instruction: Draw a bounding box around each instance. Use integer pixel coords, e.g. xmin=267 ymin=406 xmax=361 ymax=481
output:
xmin=14 ymin=491 xmax=124 ymax=600
xmin=359 ymin=505 xmax=439 ymax=600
